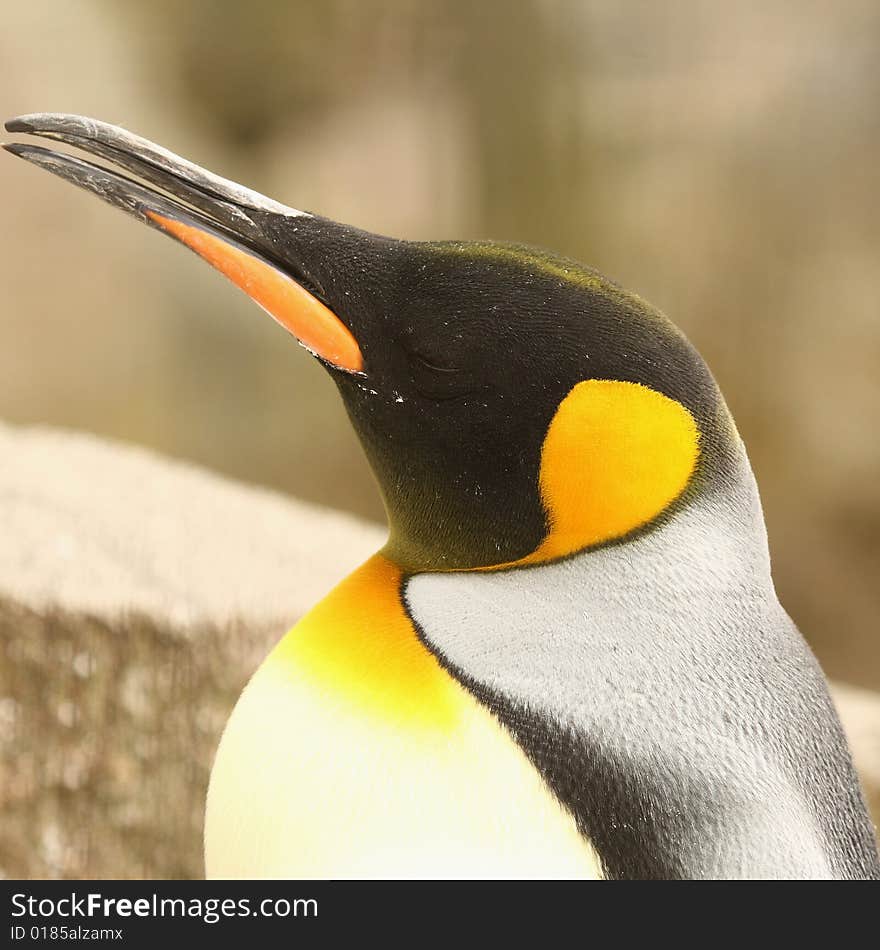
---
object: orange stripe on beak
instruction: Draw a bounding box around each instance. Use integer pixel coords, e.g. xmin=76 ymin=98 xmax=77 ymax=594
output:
xmin=147 ymin=212 xmax=364 ymax=373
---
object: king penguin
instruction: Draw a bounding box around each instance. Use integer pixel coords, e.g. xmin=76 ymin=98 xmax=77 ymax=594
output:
xmin=5 ymin=114 xmax=879 ymax=881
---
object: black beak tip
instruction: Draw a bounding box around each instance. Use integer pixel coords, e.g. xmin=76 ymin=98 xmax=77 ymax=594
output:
xmin=4 ymin=117 xmax=33 ymax=134
xmin=2 ymin=142 xmax=27 ymax=157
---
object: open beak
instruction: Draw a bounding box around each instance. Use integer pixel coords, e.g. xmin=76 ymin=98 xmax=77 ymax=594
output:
xmin=3 ymin=113 xmax=364 ymax=374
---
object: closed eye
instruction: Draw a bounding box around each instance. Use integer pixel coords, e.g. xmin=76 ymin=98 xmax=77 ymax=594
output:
xmin=403 ymin=348 xmax=480 ymax=401
xmin=409 ymin=351 xmax=462 ymax=374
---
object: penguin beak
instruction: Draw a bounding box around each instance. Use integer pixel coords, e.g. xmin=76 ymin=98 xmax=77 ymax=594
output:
xmin=2 ymin=113 xmax=364 ymax=374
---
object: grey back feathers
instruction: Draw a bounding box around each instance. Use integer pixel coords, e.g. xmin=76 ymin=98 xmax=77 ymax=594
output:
xmin=404 ymin=438 xmax=880 ymax=879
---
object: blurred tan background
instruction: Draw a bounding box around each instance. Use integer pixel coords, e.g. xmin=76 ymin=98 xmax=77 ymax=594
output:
xmin=0 ymin=0 xmax=878 ymax=877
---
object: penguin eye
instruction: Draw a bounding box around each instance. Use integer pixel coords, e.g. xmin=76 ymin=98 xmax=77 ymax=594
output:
xmin=404 ymin=348 xmax=478 ymax=401
xmin=409 ymin=350 xmax=461 ymax=375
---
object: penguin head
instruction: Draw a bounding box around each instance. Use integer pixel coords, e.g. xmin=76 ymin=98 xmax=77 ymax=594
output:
xmin=4 ymin=115 xmax=733 ymax=572
xmin=281 ymin=218 xmax=731 ymax=571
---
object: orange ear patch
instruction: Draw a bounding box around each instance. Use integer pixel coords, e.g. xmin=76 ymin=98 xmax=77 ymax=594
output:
xmin=523 ymin=380 xmax=700 ymax=563
xmin=147 ymin=212 xmax=363 ymax=373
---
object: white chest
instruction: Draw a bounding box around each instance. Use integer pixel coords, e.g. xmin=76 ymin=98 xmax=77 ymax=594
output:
xmin=204 ymin=649 xmax=601 ymax=879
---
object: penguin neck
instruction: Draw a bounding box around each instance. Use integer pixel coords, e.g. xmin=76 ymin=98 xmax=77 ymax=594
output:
xmin=403 ymin=436 xmax=778 ymax=699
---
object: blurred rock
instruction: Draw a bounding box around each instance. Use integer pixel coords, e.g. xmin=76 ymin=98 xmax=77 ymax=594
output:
xmin=0 ymin=421 xmax=384 ymax=628
xmin=0 ymin=422 xmax=876 ymax=878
